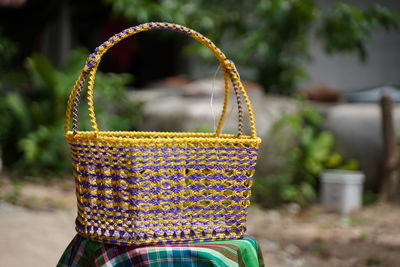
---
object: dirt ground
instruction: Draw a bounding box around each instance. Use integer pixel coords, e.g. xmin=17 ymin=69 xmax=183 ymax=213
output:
xmin=247 ymin=205 xmax=400 ymax=267
xmin=1 ymin=177 xmax=399 ymax=267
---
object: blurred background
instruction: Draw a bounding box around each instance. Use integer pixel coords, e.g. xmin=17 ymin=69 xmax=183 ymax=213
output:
xmin=0 ymin=0 xmax=399 ymax=266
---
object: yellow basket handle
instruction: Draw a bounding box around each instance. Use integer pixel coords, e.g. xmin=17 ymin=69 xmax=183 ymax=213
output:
xmin=65 ymin=22 xmax=257 ymax=138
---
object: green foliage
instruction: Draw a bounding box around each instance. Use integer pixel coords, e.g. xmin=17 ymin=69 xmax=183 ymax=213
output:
xmin=253 ymin=173 xmax=315 ymax=208
xmin=2 ymin=179 xmax=24 ymax=205
xmin=243 ymin=0 xmax=315 ymax=95
xmin=190 ymin=124 xmax=213 ymax=133
xmin=104 ymin=0 xmax=398 ymax=95
xmin=318 ymin=4 xmax=399 ymax=61
xmin=0 ymin=48 xmax=142 ymax=176
xmin=366 ymin=257 xmax=382 ymax=266
xmin=0 ymin=31 xmax=24 ymax=92
xmin=253 ymin=100 xmax=358 ymax=208
xmin=363 ymin=190 xmax=378 ymax=206
xmin=0 ymin=28 xmax=17 ymax=71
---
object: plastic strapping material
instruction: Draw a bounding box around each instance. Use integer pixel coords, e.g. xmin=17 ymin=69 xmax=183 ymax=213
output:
xmin=64 ymin=22 xmax=261 ymax=246
xmin=65 ymin=22 xmax=256 ymax=138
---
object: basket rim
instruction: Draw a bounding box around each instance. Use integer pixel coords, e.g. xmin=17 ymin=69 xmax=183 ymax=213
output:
xmin=65 ymin=130 xmax=261 ymax=144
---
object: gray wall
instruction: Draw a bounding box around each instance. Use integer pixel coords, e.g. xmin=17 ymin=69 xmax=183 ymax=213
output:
xmin=302 ymin=0 xmax=400 ymax=91
xmin=190 ymin=1 xmax=400 ymax=93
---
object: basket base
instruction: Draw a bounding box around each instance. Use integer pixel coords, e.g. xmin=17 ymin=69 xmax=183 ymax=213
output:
xmin=76 ymin=227 xmax=244 ymax=246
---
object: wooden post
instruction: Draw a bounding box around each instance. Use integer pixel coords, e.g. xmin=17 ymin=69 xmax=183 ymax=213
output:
xmin=379 ymin=92 xmax=399 ymax=202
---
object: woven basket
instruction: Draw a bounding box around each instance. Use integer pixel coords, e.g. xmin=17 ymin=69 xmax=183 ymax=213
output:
xmin=65 ymin=22 xmax=261 ymax=246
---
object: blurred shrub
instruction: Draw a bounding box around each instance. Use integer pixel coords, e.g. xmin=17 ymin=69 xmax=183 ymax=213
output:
xmin=318 ymin=3 xmax=399 ymax=61
xmin=0 ymin=28 xmax=17 ymax=72
xmin=104 ymin=0 xmax=398 ymax=95
xmin=0 ymin=48 xmax=142 ymax=177
xmin=253 ymin=100 xmax=358 ymax=208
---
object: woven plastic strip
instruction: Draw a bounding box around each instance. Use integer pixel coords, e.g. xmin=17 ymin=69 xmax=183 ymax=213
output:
xmin=65 ymin=22 xmax=261 ymax=246
xmin=65 ymin=22 xmax=255 ymax=137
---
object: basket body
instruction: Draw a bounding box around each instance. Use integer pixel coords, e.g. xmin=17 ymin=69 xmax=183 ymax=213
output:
xmin=67 ymin=132 xmax=259 ymax=245
xmin=65 ymin=22 xmax=261 ymax=246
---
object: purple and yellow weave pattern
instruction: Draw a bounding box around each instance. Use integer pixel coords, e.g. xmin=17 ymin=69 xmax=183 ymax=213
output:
xmin=65 ymin=22 xmax=261 ymax=246
xmin=68 ymin=134 xmax=258 ymax=245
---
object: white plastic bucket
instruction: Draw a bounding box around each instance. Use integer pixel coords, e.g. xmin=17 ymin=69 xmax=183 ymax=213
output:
xmin=320 ymin=170 xmax=365 ymax=214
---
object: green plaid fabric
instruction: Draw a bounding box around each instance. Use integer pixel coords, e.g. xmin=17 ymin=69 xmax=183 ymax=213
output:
xmin=57 ymin=235 xmax=264 ymax=267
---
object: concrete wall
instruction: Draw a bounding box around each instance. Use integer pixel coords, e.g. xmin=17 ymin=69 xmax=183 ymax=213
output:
xmin=303 ymin=0 xmax=400 ymax=91
xmin=189 ymin=1 xmax=400 ymax=93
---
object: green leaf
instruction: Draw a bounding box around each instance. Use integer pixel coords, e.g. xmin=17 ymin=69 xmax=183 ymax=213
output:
xmin=325 ymin=153 xmax=342 ymax=168
xmin=5 ymin=93 xmax=32 ymax=130
xmin=300 ymin=182 xmax=315 ymax=200
xmin=309 ymin=131 xmax=334 ymax=161
xmin=26 ymin=53 xmax=57 ymax=91
xmin=282 ymin=185 xmax=298 ymax=201
xmin=62 ymin=47 xmax=87 ymax=75
xmin=303 ymin=106 xmax=322 ymax=126
xmin=300 ymin=126 xmax=314 ymax=146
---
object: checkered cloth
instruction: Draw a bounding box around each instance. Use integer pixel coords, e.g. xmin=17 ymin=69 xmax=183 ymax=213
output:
xmin=57 ymin=235 xmax=264 ymax=267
